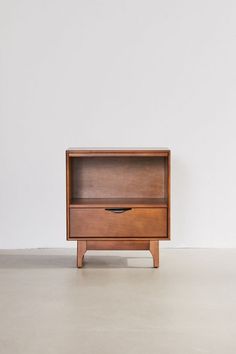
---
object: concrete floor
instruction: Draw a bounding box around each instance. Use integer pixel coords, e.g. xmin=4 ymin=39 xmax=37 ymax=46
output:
xmin=0 ymin=249 xmax=236 ymax=354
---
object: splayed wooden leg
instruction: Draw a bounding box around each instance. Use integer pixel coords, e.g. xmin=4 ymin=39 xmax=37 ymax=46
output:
xmin=149 ymin=241 xmax=159 ymax=268
xmin=77 ymin=241 xmax=87 ymax=268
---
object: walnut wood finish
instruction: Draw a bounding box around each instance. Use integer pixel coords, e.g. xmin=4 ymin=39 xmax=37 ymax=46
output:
xmin=76 ymin=240 xmax=159 ymax=267
xmin=70 ymin=198 xmax=167 ymax=208
xmin=77 ymin=241 xmax=86 ymax=268
xmin=71 ymin=156 xmax=167 ymax=199
xmin=86 ymin=240 xmax=150 ymax=250
xmin=70 ymin=208 xmax=167 ymax=238
xmin=67 ymin=148 xmax=169 ymax=157
xmin=150 ymin=241 xmax=159 ymax=268
xmin=66 ymin=148 xmax=171 ymax=268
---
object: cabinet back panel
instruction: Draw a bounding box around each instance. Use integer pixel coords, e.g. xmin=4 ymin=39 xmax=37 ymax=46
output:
xmin=71 ymin=157 xmax=168 ymax=199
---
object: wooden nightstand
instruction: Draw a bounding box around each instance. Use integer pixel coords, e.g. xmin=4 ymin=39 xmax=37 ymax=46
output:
xmin=66 ymin=148 xmax=171 ymax=268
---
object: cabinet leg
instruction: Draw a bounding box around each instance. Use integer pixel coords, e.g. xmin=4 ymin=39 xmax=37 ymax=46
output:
xmin=77 ymin=241 xmax=87 ymax=268
xmin=149 ymin=241 xmax=159 ymax=268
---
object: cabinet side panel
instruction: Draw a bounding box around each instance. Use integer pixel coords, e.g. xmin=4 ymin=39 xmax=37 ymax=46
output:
xmin=66 ymin=153 xmax=71 ymax=240
xmin=168 ymin=151 xmax=171 ymax=239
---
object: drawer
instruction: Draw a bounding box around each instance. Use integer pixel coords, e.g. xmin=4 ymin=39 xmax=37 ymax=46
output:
xmin=69 ymin=208 xmax=167 ymax=238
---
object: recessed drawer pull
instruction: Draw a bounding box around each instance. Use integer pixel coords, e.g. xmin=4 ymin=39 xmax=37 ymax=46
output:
xmin=105 ymin=208 xmax=132 ymax=213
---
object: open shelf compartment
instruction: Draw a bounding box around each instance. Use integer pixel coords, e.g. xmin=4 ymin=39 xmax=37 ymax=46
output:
xmin=68 ymin=155 xmax=169 ymax=208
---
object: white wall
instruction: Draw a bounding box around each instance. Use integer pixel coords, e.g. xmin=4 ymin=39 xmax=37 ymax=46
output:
xmin=0 ymin=0 xmax=236 ymax=249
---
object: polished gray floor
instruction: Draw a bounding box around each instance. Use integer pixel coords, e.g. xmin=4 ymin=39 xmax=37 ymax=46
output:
xmin=0 ymin=248 xmax=236 ymax=354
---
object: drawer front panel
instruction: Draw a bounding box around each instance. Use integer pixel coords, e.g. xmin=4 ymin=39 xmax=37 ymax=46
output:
xmin=69 ymin=208 xmax=167 ymax=238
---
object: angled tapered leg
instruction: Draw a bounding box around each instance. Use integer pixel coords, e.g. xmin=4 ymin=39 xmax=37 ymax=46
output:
xmin=149 ymin=241 xmax=159 ymax=268
xmin=77 ymin=241 xmax=87 ymax=268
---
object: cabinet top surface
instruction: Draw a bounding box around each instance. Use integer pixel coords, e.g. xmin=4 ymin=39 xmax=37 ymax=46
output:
xmin=67 ymin=147 xmax=170 ymax=155
xmin=67 ymin=147 xmax=169 ymax=150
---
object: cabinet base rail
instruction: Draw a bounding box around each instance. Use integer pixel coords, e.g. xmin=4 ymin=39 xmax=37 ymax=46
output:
xmin=77 ymin=240 xmax=159 ymax=268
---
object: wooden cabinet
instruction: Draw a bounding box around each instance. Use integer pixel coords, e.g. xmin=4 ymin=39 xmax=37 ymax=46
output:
xmin=66 ymin=148 xmax=171 ymax=268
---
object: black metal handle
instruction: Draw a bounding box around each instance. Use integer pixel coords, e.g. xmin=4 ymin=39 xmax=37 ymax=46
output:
xmin=105 ymin=208 xmax=132 ymax=213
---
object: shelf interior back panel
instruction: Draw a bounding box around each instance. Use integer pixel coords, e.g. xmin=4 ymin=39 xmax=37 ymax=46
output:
xmin=70 ymin=156 xmax=168 ymax=199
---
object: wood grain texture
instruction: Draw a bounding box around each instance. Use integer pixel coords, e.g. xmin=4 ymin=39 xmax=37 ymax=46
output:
xmin=71 ymin=156 xmax=167 ymax=199
xmin=77 ymin=241 xmax=86 ymax=268
xmin=66 ymin=149 xmax=171 ymax=268
xmin=70 ymin=208 xmax=167 ymax=238
xmin=67 ymin=148 xmax=170 ymax=157
xmin=86 ymin=240 xmax=150 ymax=250
xmin=70 ymin=198 xmax=167 ymax=208
xmin=66 ymin=152 xmax=70 ymax=240
xmin=150 ymin=240 xmax=159 ymax=268
xmin=167 ymin=150 xmax=171 ymax=239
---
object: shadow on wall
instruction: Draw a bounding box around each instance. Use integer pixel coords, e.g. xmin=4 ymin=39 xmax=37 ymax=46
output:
xmin=171 ymin=155 xmax=190 ymax=246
